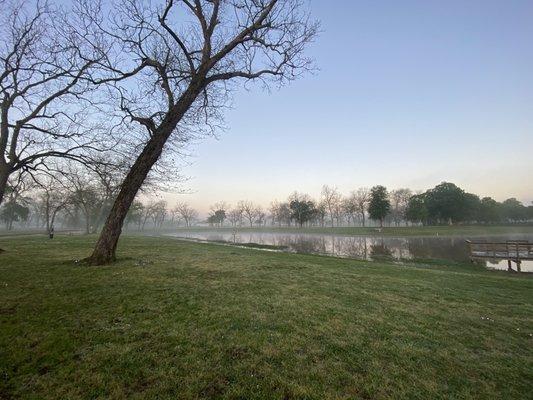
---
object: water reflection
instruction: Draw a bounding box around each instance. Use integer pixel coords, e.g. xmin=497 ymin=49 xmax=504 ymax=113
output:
xmin=167 ymin=231 xmax=533 ymax=272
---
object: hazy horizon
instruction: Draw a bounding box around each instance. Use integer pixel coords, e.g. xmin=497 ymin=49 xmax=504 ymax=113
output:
xmin=159 ymin=0 xmax=533 ymax=213
xmin=161 ymin=178 xmax=532 ymax=217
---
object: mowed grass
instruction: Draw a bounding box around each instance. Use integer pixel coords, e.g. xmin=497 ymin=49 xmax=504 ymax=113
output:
xmin=171 ymin=224 xmax=533 ymax=237
xmin=0 ymin=235 xmax=532 ymax=399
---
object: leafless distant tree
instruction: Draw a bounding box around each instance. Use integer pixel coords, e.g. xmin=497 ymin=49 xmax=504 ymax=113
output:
xmin=343 ymin=194 xmax=358 ymax=226
xmin=34 ymin=175 xmax=70 ymax=236
xmin=321 ymin=185 xmax=341 ymax=227
xmin=125 ymin=200 xmax=145 ymax=230
xmin=238 ymin=200 xmax=259 ymax=228
xmin=0 ymin=172 xmax=32 ymax=230
xmin=255 ymin=207 xmax=266 ymax=227
xmin=140 ymin=203 xmax=152 ymax=230
xmin=174 ymin=202 xmax=197 ymax=227
xmin=62 ymin=160 xmax=123 ymax=234
xmin=82 ymin=0 xmax=319 ymax=264
xmin=352 ymin=188 xmax=370 ymax=227
xmin=227 ymin=208 xmax=242 ymax=227
xmin=390 ymin=188 xmax=412 ymax=226
xmin=169 ymin=208 xmax=180 ymax=225
xmin=0 ymin=0 xmax=106 ymax=205
xmin=139 ymin=199 xmax=167 ymax=230
xmin=150 ymin=200 xmax=167 ymax=228
xmin=316 ymin=200 xmax=327 ymax=227
xmin=269 ymin=200 xmax=291 ymax=227
xmin=90 ymin=159 xmax=128 ymax=230
xmin=269 ymin=201 xmax=281 ymax=226
xmin=333 ymin=196 xmax=344 ymax=226
xmin=64 ymin=168 xmax=101 ymax=234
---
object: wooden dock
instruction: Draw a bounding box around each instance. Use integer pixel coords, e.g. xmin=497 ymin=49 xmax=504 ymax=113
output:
xmin=466 ymin=240 xmax=533 ymax=272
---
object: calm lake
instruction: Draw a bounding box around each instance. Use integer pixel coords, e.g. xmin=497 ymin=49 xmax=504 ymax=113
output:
xmin=168 ymin=230 xmax=533 ymax=272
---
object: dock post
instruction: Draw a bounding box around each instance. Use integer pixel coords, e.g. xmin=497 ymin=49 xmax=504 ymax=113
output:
xmin=516 ymin=260 xmax=521 ymax=273
xmin=508 ymin=259 xmax=513 ymax=272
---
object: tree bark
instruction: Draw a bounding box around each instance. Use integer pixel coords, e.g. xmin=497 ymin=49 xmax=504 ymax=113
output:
xmin=50 ymin=209 xmax=59 ymax=235
xmin=45 ymin=201 xmax=51 ymax=234
xmin=85 ymin=215 xmax=91 ymax=235
xmin=0 ymin=165 xmax=9 ymax=206
xmin=86 ymin=84 xmax=203 ymax=265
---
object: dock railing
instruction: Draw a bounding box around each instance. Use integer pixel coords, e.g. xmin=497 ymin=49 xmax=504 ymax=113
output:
xmin=466 ymin=240 xmax=533 ymax=272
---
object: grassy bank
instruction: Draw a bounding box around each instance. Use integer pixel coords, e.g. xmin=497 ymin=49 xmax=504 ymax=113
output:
xmin=170 ymin=224 xmax=533 ymax=237
xmin=1 ymin=235 xmax=532 ymax=399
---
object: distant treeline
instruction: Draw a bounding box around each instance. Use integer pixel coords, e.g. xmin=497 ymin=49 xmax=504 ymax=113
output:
xmin=202 ymin=182 xmax=532 ymax=228
xmin=1 ymin=181 xmax=531 ymax=232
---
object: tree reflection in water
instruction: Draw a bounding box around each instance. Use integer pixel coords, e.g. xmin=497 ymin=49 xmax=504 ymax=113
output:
xmin=169 ymin=231 xmax=533 ymax=271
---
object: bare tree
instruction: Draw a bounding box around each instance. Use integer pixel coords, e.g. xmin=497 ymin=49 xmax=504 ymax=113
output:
xmin=279 ymin=202 xmax=292 ymax=227
xmin=175 ymin=202 xmax=197 ymax=227
xmin=82 ymin=0 xmax=318 ymax=264
xmin=255 ymin=207 xmax=266 ymax=227
xmin=321 ymin=185 xmax=341 ymax=227
xmin=90 ymin=159 xmax=127 ymax=231
xmin=333 ymin=195 xmax=345 ymax=226
xmin=0 ymin=0 xmax=105 ymax=205
xmin=227 ymin=207 xmax=242 ymax=227
xmin=64 ymin=168 xmax=101 ymax=234
xmin=55 ymin=159 xmax=123 ymax=234
xmin=343 ymin=194 xmax=358 ymax=226
xmin=238 ymin=200 xmax=259 ymax=228
xmin=169 ymin=208 xmax=180 ymax=225
xmin=150 ymin=200 xmax=167 ymax=228
xmin=35 ymin=175 xmax=70 ymax=236
xmin=270 ymin=200 xmax=292 ymax=227
xmin=140 ymin=202 xmax=153 ymax=230
xmin=352 ymin=188 xmax=370 ymax=227
xmin=390 ymin=188 xmax=412 ymax=226
xmin=0 ymin=173 xmax=32 ymax=230
xmin=125 ymin=200 xmax=144 ymax=230
xmin=269 ymin=201 xmax=281 ymax=226
xmin=139 ymin=199 xmax=167 ymax=230
xmin=316 ymin=200 xmax=327 ymax=227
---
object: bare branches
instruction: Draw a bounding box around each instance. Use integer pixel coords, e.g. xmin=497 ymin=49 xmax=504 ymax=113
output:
xmin=0 ymin=0 xmax=109 ymax=204
xmin=205 ymin=0 xmax=319 ymax=86
xmin=6 ymin=0 xmax=319 ymax=263
xmin=158 ymin=0 xmax=196 ymax=74
xmin=174 ymin=201 xmax=197 ymax=227
xmin=78 ymin=0 xmax=318 ymax=147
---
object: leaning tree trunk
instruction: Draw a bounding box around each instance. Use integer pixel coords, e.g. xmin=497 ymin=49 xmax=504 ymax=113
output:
xmin=0 ymin=167 xmax=9 ymax=252
xmin=86 ymin=84 xmax=202 ymax=265
xmin=85 ymin=128 xmax=173 ymax=264
xmin=0 ymin=165 xmax=9 ymax=206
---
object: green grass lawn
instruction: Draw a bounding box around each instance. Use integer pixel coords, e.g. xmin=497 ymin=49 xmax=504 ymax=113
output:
xmin=1 ymin=235 xmax=532 ymax=399
xmin=170 ymin=224 xmax=533 ymax=237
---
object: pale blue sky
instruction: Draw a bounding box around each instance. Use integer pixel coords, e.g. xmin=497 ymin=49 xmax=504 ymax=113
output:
xmin=168 ymin=0 xmax=533 ymax=212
